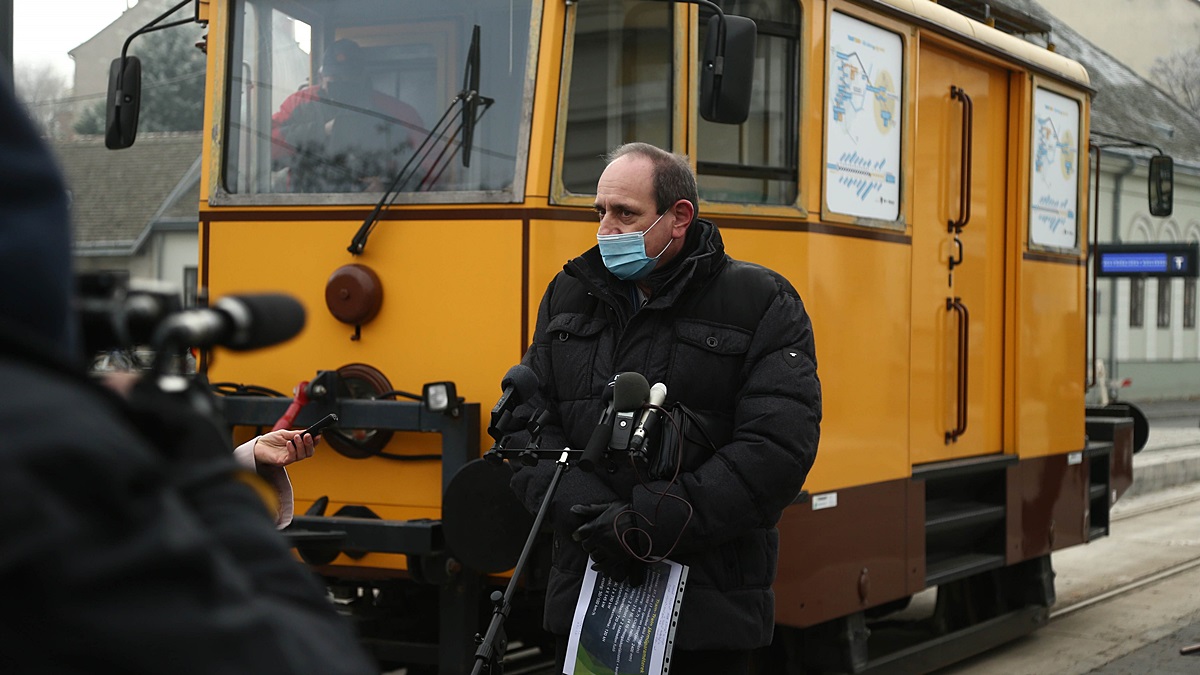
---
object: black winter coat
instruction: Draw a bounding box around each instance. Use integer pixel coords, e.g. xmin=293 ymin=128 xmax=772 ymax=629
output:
xmin=511 ymin=219 xmax=821 ymax=650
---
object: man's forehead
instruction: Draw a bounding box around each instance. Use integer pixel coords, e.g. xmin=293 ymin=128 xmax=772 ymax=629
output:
xmin=596 ymin=155 xmax=654 ymax=205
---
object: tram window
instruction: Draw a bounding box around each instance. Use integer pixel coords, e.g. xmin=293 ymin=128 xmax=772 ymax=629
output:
xmin=696 ymin=1 xmax=800 ymax=206
xmin=220 ymin=0 xmax=535 ymax=201
xmin=559 ymin=1 xmax=673 ymax=195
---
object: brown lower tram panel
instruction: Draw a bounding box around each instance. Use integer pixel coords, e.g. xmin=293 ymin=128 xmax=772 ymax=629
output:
xmin=773 ymin=438 xmax=1133 ymax=629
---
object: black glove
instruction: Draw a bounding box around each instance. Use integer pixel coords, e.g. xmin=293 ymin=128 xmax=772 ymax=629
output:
xmin=570 ymin=502 xmax=646 ymax=587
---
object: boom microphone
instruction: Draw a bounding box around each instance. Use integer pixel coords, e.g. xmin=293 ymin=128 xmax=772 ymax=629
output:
xmin=488 ymin=364 xmax=540 ymax=442
xmin=629 ymin=382 xmax=667 ymax=453
xmin=151 ymin=293 xmax=306 ymax=352
xmin=578 ymin=379 xmax=617 ymax=472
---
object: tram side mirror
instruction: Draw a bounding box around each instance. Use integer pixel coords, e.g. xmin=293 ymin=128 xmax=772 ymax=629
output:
xmin=1149 ymin=154 xmax=1174 ymax=217
xmin=700 ymin=14 xmax=756 ymax=125
xmin=105 ymin=56 xmax=143 ymax=150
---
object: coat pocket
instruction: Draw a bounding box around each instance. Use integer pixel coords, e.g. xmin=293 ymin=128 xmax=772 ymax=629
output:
xmin=545 ymin=312 xmax=608 ymax=402
xmin=668 ymin=320 xmax=752 ymax=411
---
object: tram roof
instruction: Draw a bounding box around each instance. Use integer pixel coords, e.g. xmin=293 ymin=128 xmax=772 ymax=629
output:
xmin=868 ymin=0 xmax=1091 ymax=87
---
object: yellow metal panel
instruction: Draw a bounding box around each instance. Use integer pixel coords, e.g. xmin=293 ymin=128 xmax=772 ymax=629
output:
xmin=1016 ymin=263 xmax=1087 ymax=457
xmin=207 ymin=217 xmax=525 ymax=515
xmin=210 ymin=217 xmax=525 ymax=390
xmin=722 ymin=228 xmax=912 ymax=490
xmin=526 ymin=218 xmax=598 ymax=338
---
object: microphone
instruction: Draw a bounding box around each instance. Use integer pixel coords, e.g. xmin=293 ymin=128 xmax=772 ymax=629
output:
xmin=151 ymin=294 xmax=306 ymax=352
xmin=578 ymin=379 xmax=617 ymax=472
xmin=488 ymin=364 xmax=540 ymax=442
xmin=628 ymin=382 xmax=667 ymax=454
xmin=607 ymin=372 xmax=650 ymax=452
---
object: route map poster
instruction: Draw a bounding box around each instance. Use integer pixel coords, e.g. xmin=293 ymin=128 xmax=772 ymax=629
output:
xmin=1030 ymin=87 xmax=1080 ymax=250
xmin=563 ymin=558 xmax=688 ymax=675
xmin=825 ymin=12 xmax=902 ymax=222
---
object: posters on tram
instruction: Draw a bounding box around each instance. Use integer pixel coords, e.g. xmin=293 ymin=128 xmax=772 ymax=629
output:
xmin=1030 ymin=87 xmax=1081 ymax=250
xmin=825 ymin=11 xmax=902 ymax=222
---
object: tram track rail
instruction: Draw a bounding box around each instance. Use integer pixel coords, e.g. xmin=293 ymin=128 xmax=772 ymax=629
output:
xmin=1049 ymin=485 xmax=1200 ymax=622
xmin=1049 ymin=556 xmax=1200 ymax=621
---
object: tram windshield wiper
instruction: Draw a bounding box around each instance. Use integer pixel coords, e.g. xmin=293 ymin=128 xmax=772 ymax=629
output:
xmin=347 ymin=26 xmax=493 ymax=256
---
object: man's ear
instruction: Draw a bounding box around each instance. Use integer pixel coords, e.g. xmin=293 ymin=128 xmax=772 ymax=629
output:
xmin=670 ymin=199 xmax=695 ymax=236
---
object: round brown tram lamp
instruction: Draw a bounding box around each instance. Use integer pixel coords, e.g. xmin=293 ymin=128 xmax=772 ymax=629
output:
xmin=325 ymin=263 xmax=382 ymax=340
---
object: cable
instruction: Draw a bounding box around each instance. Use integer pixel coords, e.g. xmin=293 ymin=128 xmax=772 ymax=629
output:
xmin=209 ymin=381 xmax=289 ymax=398
xmin=619 ymin=405 xmax=696 ymax=564
xmin=375 ymin=389 xmax=423 ymax=402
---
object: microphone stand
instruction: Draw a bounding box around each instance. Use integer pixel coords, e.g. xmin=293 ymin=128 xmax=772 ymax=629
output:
xmin=471 ymin=445 xmax=577 ymax=675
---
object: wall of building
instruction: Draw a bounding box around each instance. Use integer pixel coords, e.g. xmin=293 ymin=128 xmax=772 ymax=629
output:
xmin=1037 ymin=0 xmax=1200 ymax=79
xmin=1089 ymin=152 xmax=1200 ymax=401
xmin=73 ymin=228 xmax=197 ymax=300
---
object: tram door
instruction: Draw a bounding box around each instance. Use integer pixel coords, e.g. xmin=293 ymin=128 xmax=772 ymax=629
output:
xmin=910 ymin=44 xmax=1009 ymax=465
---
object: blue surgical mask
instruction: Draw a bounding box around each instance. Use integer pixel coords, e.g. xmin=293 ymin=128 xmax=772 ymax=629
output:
xmin=597 ymin=212 xmax=671 ymax=281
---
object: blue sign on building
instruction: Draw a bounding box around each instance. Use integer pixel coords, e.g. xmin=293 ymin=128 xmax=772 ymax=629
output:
xmin=1095 ymin=243 xmax=1199 ymax=278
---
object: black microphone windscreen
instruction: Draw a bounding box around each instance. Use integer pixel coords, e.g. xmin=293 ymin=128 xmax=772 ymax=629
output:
xmin=501 ymin=364 xmax=540 ymax=400
xmin=612 ymin=372 xmax=650 ymax=411
xmin=578 ymin=420 xmax=612 ymax=472
xmin=220 ymin=294 xmax=306 ymax=350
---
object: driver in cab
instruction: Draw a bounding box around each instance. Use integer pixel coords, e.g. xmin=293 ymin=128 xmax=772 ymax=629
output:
xmin=271 ymin=39 xmax=425 ymax=193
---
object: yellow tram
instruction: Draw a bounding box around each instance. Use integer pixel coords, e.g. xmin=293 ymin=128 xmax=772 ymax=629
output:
xmin=113 ymin=0 xmax=1139 ymax=671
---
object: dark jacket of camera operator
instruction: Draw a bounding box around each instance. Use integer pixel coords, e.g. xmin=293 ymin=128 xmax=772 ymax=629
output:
xmin=0 ymin=76 xmax=374 ymax=674
xmin=510 ymin=144 xmax=821 ymax=653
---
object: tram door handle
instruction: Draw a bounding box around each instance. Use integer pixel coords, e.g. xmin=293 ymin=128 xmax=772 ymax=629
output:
xmin=945 ymin=296 xmax=969 ymax=444
xmin=949 ymin=85 xmax=974 ymax=234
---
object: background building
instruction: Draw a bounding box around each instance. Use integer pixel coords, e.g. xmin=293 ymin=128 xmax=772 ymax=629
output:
xmin=55 ymin=131 xmax=202 ymax=308
xmin=990 ymin=0 xmax=1200 ymax=401
xmin=1036 ymin=0 xmax=1200 ymax=80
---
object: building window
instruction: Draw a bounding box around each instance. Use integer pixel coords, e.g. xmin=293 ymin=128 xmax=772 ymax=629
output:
xmin=1157 ymin=279 xmax=1171 ymax=328
xmin=1130 ymin=278 xmax=1144 ymax=328
xmin=1186 ymin=278 xmax=1196 ymax=329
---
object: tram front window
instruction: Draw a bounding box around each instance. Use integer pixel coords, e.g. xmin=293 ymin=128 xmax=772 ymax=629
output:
xmin=221 ymin=0 xmax=535 ymax=201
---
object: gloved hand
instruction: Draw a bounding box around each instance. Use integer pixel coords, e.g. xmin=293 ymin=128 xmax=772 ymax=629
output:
xmin=570 ymin=502 xmax=647 ymax=586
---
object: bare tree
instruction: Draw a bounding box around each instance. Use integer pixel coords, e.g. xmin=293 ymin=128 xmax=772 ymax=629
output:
xmin=14 ymin=62 xmax=70 ymax=138
xmin=1150 ymin=46 xmax=1200 ymax=113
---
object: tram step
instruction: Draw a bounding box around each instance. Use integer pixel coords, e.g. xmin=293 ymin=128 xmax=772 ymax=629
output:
xmin=926 ymin=499 xmax=1005 ymax=534
xmin=926 ymin=552 xmax=1005 ymax=586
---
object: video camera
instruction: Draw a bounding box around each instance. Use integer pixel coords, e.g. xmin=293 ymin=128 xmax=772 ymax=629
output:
xmin=76 ymin=271 xmax=188 ymax=372
xmin=76 ymin=271 xmax=307 ymax=376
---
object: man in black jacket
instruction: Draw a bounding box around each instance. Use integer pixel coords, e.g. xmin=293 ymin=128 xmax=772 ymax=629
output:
xmin=0 ymin=75 xmax=375 ymax=674
xmin=511 ymin=142 xmax=821 ymax=673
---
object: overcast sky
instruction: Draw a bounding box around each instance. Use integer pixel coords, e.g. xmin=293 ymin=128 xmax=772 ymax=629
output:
xmin=13 ymin=1 xmax=136 ymax=77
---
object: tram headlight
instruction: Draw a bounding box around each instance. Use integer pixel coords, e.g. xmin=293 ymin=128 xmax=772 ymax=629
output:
xmin=423 ymin=381 xmax=459 ymax=414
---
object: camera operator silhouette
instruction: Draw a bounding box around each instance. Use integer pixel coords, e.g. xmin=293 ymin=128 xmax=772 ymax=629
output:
xmin=271 ymin=39 xmax=426 ymax=193
xmin=0 ymin=71 xmax=375 ymax=672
